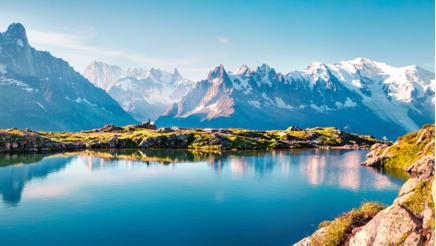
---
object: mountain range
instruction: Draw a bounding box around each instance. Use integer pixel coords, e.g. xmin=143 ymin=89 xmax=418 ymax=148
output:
xmin=1 ymin=22 xmax=434 ymax=138
xmin=0 ymin=23 xmax=137 ymax=131
xmin=155 ymin=58 xmax=434 ymax=139
xmin=83 ymin=61 xmax=194 ymax=121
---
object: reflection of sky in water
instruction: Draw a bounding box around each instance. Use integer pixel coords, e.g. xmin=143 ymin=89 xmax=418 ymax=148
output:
xmin=0 ymin=150 xmax=406 ymax=246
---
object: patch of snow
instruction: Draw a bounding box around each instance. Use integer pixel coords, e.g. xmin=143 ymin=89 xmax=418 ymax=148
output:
xmin=261 ymin=92 xmax=274 ymax=105
xmin=248 ymin=100 xmax=261 ymax=109
xmin=335 ymin=98 xmax=357 ymax=109
xmin=233 ymin=65 xmax=251 ymax=75
xmin=0 ymin=75 xmax=36 ymax=92
xmin=16 ymin=39 xmax=24 ymax=47
xmin=310 ymin=104 xmax=333 ymax=112
xmin=83 ymin=98 xmax=97 ymax=107
xmin=74 ymin=97 xmax=97 ymax=107
xmin=275 ymin=97 xmax=293 ymax=110
xmin=36 ymin=102 xmax=47 ymax=112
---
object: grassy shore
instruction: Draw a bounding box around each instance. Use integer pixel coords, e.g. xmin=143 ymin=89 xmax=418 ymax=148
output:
xmin=0 ymin=124 xmax=380 ymax=153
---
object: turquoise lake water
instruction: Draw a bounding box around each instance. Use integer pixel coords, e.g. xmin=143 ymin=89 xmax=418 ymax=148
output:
xmin=0 ymin=149 xmax=406 ymax=245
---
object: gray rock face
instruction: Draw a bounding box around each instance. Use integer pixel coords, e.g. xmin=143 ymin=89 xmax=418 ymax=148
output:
xmin=406 ymin=155 xmax=435 ymax=179
xmin=0 ymin=23 xmax=138 ymax=131
xmin=361 ymin=143 xmax=391 ymax=167
xmin=348 ymin=205 xmax=419 ymax=245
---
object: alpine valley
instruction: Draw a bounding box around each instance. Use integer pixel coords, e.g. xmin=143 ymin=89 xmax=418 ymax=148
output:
xmin=0 ymin=23 xmax=138 ymax=131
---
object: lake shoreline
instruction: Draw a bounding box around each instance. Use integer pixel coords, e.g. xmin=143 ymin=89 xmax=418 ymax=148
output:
xmin=0 ymin=123 xmax=381 ymax=154
xmin=294 ymin=124 xmax=435 ymax=245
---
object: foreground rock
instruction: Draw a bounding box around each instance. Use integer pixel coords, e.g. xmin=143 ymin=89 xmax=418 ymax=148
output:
xmin=295 ymin=125 xmax=435 ymax=246
xmin=0 ymin=125 xmax=380 ymax=153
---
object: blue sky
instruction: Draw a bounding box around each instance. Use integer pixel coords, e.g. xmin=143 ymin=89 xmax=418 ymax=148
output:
xmin=1 ymin=0 xmax=434 ymax=80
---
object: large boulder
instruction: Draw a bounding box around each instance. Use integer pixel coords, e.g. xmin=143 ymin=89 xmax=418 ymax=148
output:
xmin=348 ymin=205 xmax=420 ymax=245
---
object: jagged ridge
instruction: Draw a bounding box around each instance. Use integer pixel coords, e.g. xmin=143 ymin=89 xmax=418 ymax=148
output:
xmin=156 ymin=59 xmax=434 ymax=139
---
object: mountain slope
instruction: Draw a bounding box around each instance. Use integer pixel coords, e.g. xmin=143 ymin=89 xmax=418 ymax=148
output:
xmin=83 ymin=61 xmax=194 ymax=121
xmin=0 ymin=23 xmax=138 ymax=131
xmin=156 ymin=58 xmax=435 ymax=139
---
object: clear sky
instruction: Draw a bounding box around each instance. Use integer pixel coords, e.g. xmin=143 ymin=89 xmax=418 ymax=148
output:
xmin=1 ymin=0 xmax=434 ymax=80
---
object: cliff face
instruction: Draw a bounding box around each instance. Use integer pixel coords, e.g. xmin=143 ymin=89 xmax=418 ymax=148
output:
xmin=295 ymin=125 xmax=435 ymax=246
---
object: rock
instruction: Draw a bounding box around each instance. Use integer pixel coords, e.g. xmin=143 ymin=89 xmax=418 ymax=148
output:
xmin=138 ymin=137 xmax=155 ymax=148
xmin=406 ymin=155 xmax=434 ymax=179
xmin=94 ymin=124 xmax=124 ymax=133
xmin=271 ymin=139 xmax=289 ymax=148
xmin=348 ymin=205 xmax=419 ymax=246
xmin=132 ymin=121 xmax=157 ymax=130
xmin=108 ymin=136 xmax=118 ymax=148
xmin=361 ymin=143 xmax=390 ymax=167
xmin=157 ymin=127 xmax=174 ymax=133
xmin=402 ymin=231 xmax=421 ymax=245
xmin=208 ymin=134 xmax=232 ymax=148
xmin=422 ymin=202 xmax=434 ymax=230
xmin=416 ymin=128 xmax=432 ymax=145
xmin=293 ymin=227 xmax=328 ymax=246
xmin=395 ymin=178 xmax=421 ymax=205
xmin=287 ymin=126 xmax=303 ymax=131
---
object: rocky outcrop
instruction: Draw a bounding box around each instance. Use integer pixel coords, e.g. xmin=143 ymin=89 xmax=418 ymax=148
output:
xmin=361 ymin=143 xmax=391 ymax=167
xmin=0 ymin=130 xmax=64 ymax=152
xmin=294 ymin=125 xmax=435 ymax=246
xmin=406 ymin=155 xmax=435 ymax=179
xmin=349 ymin=155 xmax=434 ymax=246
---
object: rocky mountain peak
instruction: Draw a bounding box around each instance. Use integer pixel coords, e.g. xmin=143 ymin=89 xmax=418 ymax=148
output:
xmin=173 ymin=68 xmax=182 ymax=77
xmin=4 ymin=23 xmax=28 ymax=45
xmin=0 ymin=22 xmax=138 ymax=131
xmin=207 ymin=64 xmax=230 ymax=82
xmin=233 ymin=64 xmax=251 ymax=75
xmin=256 ymin=63 xmax=276 ymax=75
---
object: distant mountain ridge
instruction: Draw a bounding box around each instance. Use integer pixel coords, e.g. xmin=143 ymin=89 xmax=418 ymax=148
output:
xmin=156 ymin=58 xmax=435 ymax=139
xmin=0 ymin=23 xmax=137 ymax=131
xmin=83 ymin=61 xmax=194 ymax=121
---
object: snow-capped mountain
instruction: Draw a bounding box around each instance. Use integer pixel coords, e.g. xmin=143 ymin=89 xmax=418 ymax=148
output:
xmin=156 ymin=58 xmax=435 ymax=139
xmin=83 ymin=61 xmax=194 ymax=121
xmin=0 ymin=23 xmax=137 ymax=131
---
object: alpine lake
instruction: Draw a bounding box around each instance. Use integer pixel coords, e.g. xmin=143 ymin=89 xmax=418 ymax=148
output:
xmin=0 ymin=149 xmax=407 ymax=245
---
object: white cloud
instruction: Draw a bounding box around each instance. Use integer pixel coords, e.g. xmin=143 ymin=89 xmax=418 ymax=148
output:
xmin=26 ymin=29 xmax=199 ymax=76
xmin=217 ymin=36 xmax=230 ymax=44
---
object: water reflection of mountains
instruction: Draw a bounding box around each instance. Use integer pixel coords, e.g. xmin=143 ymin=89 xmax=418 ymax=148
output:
xmin=0 ymin=149 xmax=407 ymax=205
xmin=0 ymin=153 xmax=73 ymax=205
